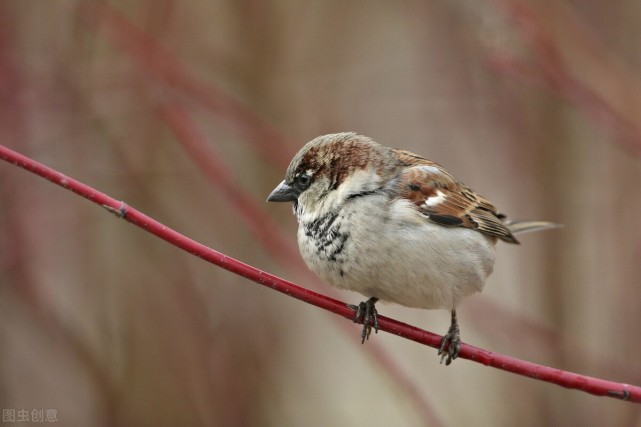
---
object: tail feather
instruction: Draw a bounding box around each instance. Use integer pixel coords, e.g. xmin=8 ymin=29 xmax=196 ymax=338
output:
xmin=505 ymin=220 xmax=563 ymax=236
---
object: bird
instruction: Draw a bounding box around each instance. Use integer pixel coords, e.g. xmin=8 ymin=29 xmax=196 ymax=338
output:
xmin=267 ymin=132 xmax=559 ymax=365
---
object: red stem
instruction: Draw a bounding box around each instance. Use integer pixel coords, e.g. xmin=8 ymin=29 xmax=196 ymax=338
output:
xmin=1 ymin=143 xmax=639 ymax=404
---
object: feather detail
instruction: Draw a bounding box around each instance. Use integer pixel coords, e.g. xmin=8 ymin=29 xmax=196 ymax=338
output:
xmin=388 ymin=151 xmax=518 ymax=243
xmin=505 ymin=220 xmax=563 ymax=235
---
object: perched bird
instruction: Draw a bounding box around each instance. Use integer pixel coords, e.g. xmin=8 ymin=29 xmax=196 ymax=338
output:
xmin=267 ymin=132 xmax=558 ymax=365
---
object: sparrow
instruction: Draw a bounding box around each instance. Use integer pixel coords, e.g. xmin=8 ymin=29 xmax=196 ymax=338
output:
xmin=267 ymin=132 xmax=559 ymax=365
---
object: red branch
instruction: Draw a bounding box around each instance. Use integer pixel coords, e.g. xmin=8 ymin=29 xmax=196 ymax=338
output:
xmin=1 ymin=143 xmax=639 ymax=404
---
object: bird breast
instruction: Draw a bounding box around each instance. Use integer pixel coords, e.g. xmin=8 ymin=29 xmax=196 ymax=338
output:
xmin=296 ymin=195 xmax=497 ymax=310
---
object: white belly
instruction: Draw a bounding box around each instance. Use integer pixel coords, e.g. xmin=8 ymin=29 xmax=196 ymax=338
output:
xmin=297 ymin=197 xmax=497 ymax=310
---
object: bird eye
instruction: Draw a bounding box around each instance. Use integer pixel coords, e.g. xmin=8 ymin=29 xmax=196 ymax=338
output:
xmin=296 ymin=173 xmax=312 ymax=190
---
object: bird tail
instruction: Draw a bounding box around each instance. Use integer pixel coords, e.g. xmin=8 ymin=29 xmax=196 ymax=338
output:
xmin=505 ymin=220 xmax=562 ymax=236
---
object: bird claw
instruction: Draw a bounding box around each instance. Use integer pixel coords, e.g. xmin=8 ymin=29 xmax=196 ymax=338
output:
xmin=350 ymin=297 xmax=379 ymax=343
xmin=438 ymin=331 xmax=460 ymax=366
xmin=438 ymin=310 xmax=461 ymax=365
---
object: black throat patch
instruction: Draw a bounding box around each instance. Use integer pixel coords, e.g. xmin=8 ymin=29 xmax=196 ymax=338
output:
xmin=303 ymin=211 xmax=348 ymax=262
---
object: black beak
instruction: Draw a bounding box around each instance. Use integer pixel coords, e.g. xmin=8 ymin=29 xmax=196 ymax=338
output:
xmin=267 ymin=180 xmax=299 ymax=202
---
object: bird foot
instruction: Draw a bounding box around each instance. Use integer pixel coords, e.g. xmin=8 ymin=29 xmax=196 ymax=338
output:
xmin=438 ymin=310 xmax=461 ymax=366
xmin=349 ymin=297 xmax=379 ymax=344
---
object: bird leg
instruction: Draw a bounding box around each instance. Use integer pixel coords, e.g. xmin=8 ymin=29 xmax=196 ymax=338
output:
xmin=350 ymin=297 xmax=379 ymax=344
xmin=438 ymin=310 xmax=461 ymax=365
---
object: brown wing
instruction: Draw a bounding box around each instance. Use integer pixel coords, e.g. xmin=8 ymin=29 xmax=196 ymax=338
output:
xmin=390 ymin=150 xmax=518 ymax=243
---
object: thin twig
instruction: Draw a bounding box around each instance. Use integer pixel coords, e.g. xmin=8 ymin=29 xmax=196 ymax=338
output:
xmin=1 ymin=143 xmax=639 ymax=404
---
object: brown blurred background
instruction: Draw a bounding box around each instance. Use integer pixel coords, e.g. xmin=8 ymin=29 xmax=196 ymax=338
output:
xmin=1 ymin=1 xmax=641 ymax=426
